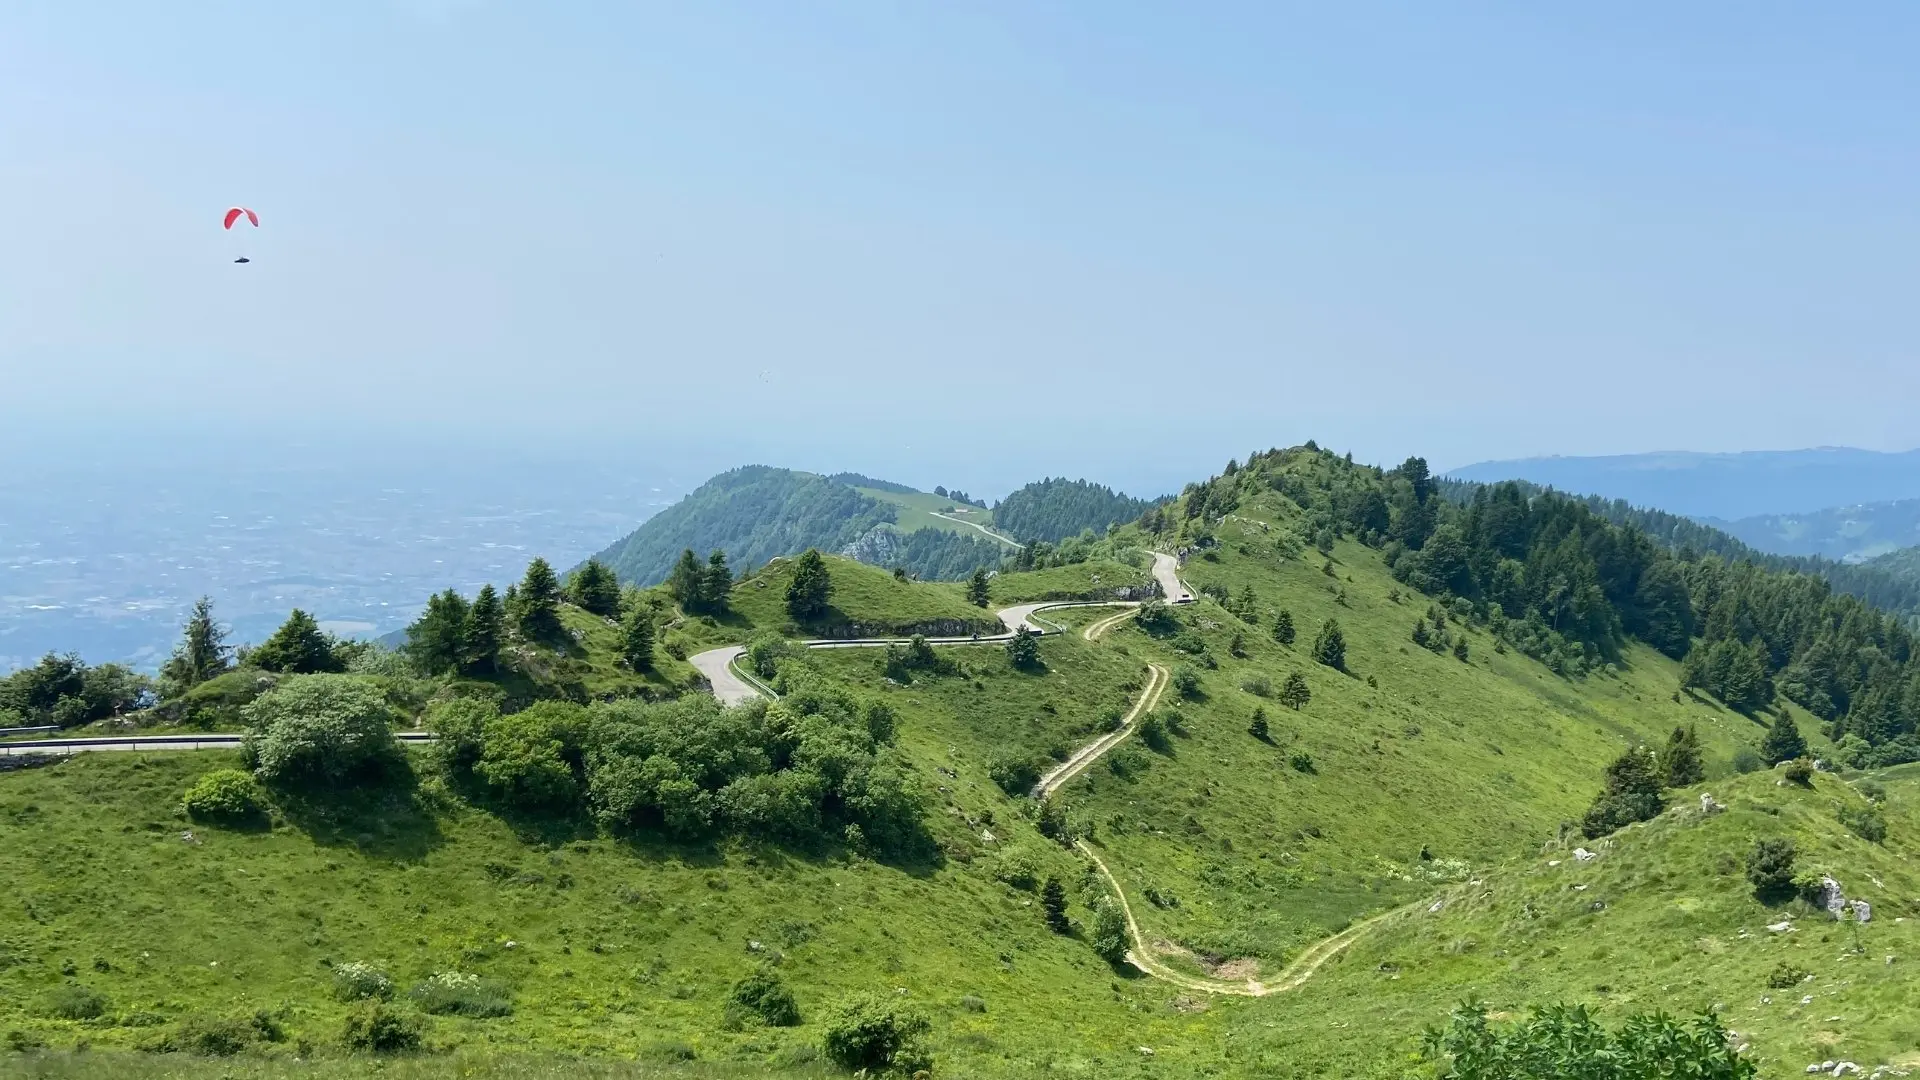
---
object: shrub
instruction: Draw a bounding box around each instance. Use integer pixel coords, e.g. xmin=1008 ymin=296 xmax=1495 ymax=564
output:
xmin=990 ymin=846 xmax=1040 ymax=890
xmin=182 ymin=769 xmax=265 ymax=823
xmin=1730 ymin=746 xmax=1764 ymax=775
xmin=424 ymin=697 xmax=497 ymax=775
xmin=41 ymin=983 xmax=106 ymax=1020
xmin=1857 ymin=779 xmax=1887 ymax=803
xmin=1289 ymin=751 xmax=1316 ymax=774
xmin=958 ymin=995 xmax=987 ymax=1014
xmin=1239 ymin=674 xmax=1273 ymax=698
xmin=6 ymin=1030 xmax=47 ymax=1052
xmin=1171 ymin=665 xmax=1203 ymax=699
xmin=1139 ymin=712 xmax=1171 ymax=753
xmin=986 ymin=753 xmax=1043 ymax=796
xmin=821 ymin=991 xmax=932 ymax=1074
xmin=1089 ymin=895 xmax=1129 ymax=964
xmin=340 ymin=1002 xmax=422 ymax=1053
xmin=1782 ymin=758 xmax=1814 ymax=786
xmin=409 ymin=971 xmax=513 ymax=1018
xmin=1766 ymin=962 xmax=1809 ymax=989
xmin=725 ymin=966 xmax=800 ymax=1028
xmin=331 ymin=961 xmax=395 ymax=1002
xmin=243 ymin=674 xmax=400 ymax=785
xmin=1745 ymin=837 xmax=1797 ymax=895
xmin=745 ymin=634 xmax=799 ymax=680
xmin=172 ymin=1015 xmax=254 ymax=1056
xmin=475 ymin=701 xmax=587 ymax=810
xmin=1422 ymin=1001 xmax=1754 ymax=1079
xmin=1840 ymin=804 xmax=1888 ymax=843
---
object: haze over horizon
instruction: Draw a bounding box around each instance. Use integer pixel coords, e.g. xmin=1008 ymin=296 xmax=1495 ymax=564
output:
xmin=6 ymin=2 xmax=1919 ymax=495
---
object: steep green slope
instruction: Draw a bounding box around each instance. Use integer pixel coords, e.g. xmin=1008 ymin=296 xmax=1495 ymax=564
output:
xmin=1440 ymin=476 xmax=1920 ymax=627
xmin=593 ymin=467 xmax=1004 ymax=585
xmin=594 ymin=467 xmax=893 ymax=585
xmin=1292 ymin=766 xmax=1920 ymax=1076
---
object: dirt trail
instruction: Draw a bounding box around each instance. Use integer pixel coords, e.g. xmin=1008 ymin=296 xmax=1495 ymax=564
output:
xmin=1033 ymin=663 xmax=1167 ymax=797
xmin=675 ymin=549 xmax=1410 ymax=1000
xmin=929 ymin=511 xmax=1021 ymax=547
xmin=1077 ymin=840 xmax=1419 ymax=997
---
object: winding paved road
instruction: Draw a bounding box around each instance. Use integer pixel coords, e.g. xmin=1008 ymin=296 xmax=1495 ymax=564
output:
xmin=687 ymin=550 xmax=1189 ymax=705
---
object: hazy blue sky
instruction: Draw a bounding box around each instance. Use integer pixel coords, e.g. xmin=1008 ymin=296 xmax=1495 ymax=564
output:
xmin=6 ymin=2 xmax=1918 ymax=497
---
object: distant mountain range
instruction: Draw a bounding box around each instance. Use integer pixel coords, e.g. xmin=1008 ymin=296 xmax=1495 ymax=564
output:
xmin=1707 ymin=499 xmax=1920 ymax=564
xmin=1449 ymin=447 xmax=1920 ymax=520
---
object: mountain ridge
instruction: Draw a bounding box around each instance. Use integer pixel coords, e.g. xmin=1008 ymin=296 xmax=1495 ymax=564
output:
xmin=1450 ymin=446 xmax=1920 ymax=520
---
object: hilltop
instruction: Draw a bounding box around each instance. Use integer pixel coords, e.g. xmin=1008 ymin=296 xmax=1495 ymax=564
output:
xmin=591 ymin=467 xmax=1165 ymax=588
xmin=4 ymin=444 xmax=1920 ymax=1078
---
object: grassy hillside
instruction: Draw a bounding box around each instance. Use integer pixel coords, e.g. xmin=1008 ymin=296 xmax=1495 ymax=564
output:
xmin=723 ymin=556 xmax=1003 ymax=639
xmin=1291 ymin=766 xmax=1920 ymax=1076
xmin=594 ymin=467 xmax=892 ymax=586
xmin=591 ymin=468 xmax=1005 ymax=586
xmin=13 ymin=446 xmax=1920 ymax=1079
xmin=848 ymin=486 xmax=1010 ymax=545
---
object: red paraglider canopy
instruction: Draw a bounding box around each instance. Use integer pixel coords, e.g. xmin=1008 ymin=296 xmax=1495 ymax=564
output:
xmin=223 ymin=207 xmax=259 ymax=230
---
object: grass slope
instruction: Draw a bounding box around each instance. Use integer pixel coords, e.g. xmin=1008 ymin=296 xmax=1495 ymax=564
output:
xmin=849 ymin=487 xmax=1006 ymax=543
xmin=1283 ymin=766 xmax=1920 ymax=1076
xmin=722 ymin=556 xmax=1002 ymax=639
xmin=5 ymin=490 xmax=1908 ymax=1079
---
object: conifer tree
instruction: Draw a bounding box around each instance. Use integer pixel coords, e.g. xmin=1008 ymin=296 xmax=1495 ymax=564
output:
xmin=966 ymin=568 xmax=991 ymax=608
xmin=406 ymin=589 xmax=469 ymax=675
xmin=785 ymin=549 xmax=834 ymax=621
xmin=1248 ymin=706 xmax=1270 ymax=741
xmin=568 ymin=559 xmax=621 ymax=617
xmin=621 ymin=606 xmax=655 ymax=673
xmin=161 ymin=597 xmax=231 ymax=693
xmin=517 ymin=558 xmax=562 ymax=639
xmin=667 ymin=549 xmax=705 ymax=610
xmin=1662 ymin=724 xmax=1705 ymax=787
xmin=1272 ymin=608 xmax=1296 ymax=646
xmin=1311 ymin=618 xmax=1347 ymax=670
xmin=1760 ymin=711 xmax=1807 ymax=765
xmin=1279 ymin=672 xmax=1311 ymax=711
xmin=702 ymin=550 xmax=733 ymax=612
xmin=251 ymin=609 xmax=342 ymax=674
xmin=1041 ymin=876 xmax=1070 ymax=933
xmin=1006 ymin=627 xmax=1042 ymax=670
xmin=461 ymin=584 xmax=503 ymax=674
xmin=1581 ymin=746 xmax=1665 ymax=838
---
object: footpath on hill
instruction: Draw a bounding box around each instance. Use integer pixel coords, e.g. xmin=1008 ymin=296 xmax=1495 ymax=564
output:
xmin=691 ymin=551 xmax=1395 ymax=998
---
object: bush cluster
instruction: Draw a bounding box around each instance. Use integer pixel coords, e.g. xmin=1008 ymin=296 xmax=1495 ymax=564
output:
xmin=821 ymin=991 xmax=931 ymax=1074
xmin=438 ymin=678 xmax=926 ymax=854
xmin=182 ymin=769 xmax=266 ymax=823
